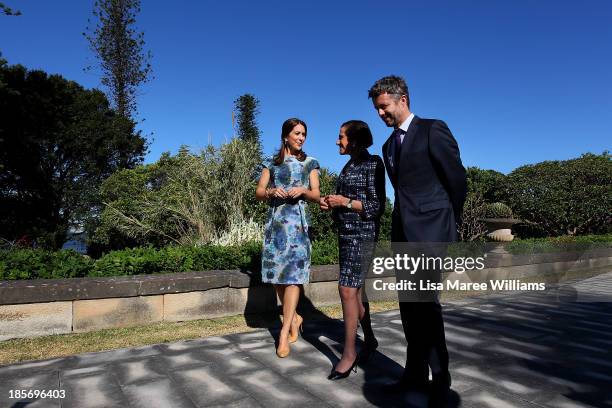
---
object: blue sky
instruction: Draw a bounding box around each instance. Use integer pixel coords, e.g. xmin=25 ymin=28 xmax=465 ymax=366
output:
xmin=1 ymin=0 xmax=611 ymax=177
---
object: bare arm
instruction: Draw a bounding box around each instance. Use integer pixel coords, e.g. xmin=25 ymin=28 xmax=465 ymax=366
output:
xmin=287 ymin=169 xmax=320 ymax=203
xmin=255 ymin=168 xmax=288 ymax=201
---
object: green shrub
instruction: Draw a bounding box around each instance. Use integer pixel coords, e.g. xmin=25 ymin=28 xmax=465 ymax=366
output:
xmin=505 ymin=152 xmax=611 ymax=236
xmin=2 ymin=234 xmax=609 ymax=280
xmin=0 ymin=249 xmax=92 ymax=280
xmin=312 ymin=236 xmax=339 ymax=265
xmin=506 ymin=234 xmax=612 ymax=254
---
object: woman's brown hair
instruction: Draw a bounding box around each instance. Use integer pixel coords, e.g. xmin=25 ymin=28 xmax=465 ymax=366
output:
xmin=273 ymin=118 xmax=308 ymax=165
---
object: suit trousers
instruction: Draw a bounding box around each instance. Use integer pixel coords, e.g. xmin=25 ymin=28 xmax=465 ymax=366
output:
xmin=392 ymin=212 xmax=450 ymax=383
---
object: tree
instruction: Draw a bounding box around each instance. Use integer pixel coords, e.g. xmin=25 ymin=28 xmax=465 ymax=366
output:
xmin=0 ymin=2 xmax=21 ymax=15
xmin=458 ymin=192 xmax=487 ymax=242
xmin=505 ymin=152 xmax=612 ymax=236
xmin=84 ymin=0 xmax=152 ymax=118
xmin=233 ymin=94 xmax=262 ymax=159
xmin=458 ymin=167 xmax=506 ymax=241
xmin=0 ymin=62 xmax=146 ymax=248
xmin=465 ymin=166 xmax=506 ymax=203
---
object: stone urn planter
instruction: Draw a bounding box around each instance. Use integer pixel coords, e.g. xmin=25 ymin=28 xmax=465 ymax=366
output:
xmin=481 ymin=217 xmax=522 ymax=242
xmin=481 ymin=202 xmax=521 ymax=254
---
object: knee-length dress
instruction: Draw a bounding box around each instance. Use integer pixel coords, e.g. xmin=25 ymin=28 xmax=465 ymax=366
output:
xmin=333 ymin=151 xmax=386 ymax=288
xmin=261 ymin=156 xmax=320 ymax=284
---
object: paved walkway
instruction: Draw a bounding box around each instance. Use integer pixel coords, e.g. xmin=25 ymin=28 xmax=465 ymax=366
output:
xmin=1 ymin=272 xmax=612 ymax=408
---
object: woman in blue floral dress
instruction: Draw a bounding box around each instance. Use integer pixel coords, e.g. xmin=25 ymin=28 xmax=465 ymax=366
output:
xmin=255 ymin=118 xmax=320 ymax=358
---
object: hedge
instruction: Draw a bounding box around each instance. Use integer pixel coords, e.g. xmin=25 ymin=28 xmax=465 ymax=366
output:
xmin=0 ymin=238 xmax=338 ymax=280
xmin=1 ymin=234 xmax=609 ymax=281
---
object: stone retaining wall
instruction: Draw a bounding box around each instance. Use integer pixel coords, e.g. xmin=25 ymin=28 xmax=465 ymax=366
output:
xmin=1 ymin=249 xmax=610 ymax=341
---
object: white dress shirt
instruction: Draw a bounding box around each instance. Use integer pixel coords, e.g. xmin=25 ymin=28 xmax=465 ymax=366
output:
xmin=397 ymin=112 xmax=415 ymax=143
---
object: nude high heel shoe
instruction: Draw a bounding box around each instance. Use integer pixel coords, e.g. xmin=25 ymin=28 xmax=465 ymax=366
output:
xmin=276 ymin=335 xmax=290 ymax=358
xmin=288 ymin=314 xmax=303 ymax=343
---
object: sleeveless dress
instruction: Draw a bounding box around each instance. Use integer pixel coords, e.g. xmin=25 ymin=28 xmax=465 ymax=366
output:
xmin=261 ymin=156 xmax=320 ymax=284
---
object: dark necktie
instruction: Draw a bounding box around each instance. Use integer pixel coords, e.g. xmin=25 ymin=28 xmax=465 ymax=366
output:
xmin=392 ymin=128 xmax=403 ymax=170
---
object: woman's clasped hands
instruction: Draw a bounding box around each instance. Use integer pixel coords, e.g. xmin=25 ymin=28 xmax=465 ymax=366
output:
xmin=267 ymin=187 xmax=308 ymax=200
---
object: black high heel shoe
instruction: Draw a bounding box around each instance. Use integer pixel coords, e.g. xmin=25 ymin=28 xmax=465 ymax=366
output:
xmin=327 ymin=358 xmax=358 ymax=380
xmin=357 ymin=338 xmax=378 ymax=364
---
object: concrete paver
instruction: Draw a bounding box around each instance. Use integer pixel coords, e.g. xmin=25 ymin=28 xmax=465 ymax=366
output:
xmin=1 ymin=272 xmax=611 ymax=407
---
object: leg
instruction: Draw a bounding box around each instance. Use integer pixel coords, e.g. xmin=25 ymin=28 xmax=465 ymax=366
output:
xmin=277 ymin=284 xmax=301 ymax=356
xmin=335 ymin=285 xmax=360 ymax=372
xmin=358 ymin=287 xmax=377 ymax=345
xmin=274 ymin=285 xmax=285 ymax=303
xmin=399 ymin=302 xmax=429 ymax=387
xmin=276 ymin=284 xmax=302 ymax=342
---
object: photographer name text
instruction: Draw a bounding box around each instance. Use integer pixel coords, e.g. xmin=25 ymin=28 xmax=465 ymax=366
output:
xmin=373 ymin=279 xmax=546 ymax=291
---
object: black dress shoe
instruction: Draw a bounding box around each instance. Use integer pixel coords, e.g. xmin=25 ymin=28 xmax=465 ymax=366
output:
xmin=381 ymin=378 xmax=430 ymax=394
xmin=429 ymin=373 xmax=451 ymax=408
xmin=357 ymin=338 xmax=379 ymax=364
xmin=327 ymin=358 xmax=358 ymax=380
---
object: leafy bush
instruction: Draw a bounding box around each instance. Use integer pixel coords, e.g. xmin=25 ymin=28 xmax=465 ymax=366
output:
xmin=466 ymin=167 xmax=507 ymax=203
xmin=91 ymin=242 xmax=263 ymax=277
xmin=3 ymin=234 xmax=608 ymax=280
xmin=307 ymin=167 xmax=338 ymax=240
xmin=458 ymin=192 xmax=487 ymax=242
xmin=506 ymin=234 xmax=612 ymax=254
xmin=0 ymin=249 xmax=92 ymax=280
xmin=505 ymin=152 xmax=611 ymax=236
xmin=94 ymin=139 xmax=262 ymax=249
xmin=311 ymin=236 xmax=339 ymax=265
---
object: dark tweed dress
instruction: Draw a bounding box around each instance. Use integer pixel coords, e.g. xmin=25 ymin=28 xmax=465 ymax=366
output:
xmin=333 ymin=151 xmax=386 ymax=288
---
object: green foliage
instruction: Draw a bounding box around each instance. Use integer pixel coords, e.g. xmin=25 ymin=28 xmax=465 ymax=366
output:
xmin=84 ymin=0 xmax=153 ymax=118
xmin=242 ymin=181 xmax=269 ymax=227
xmin=233 ymin=94 xmax=262 ymax=156
xmin=311 ymin=236 xmax=339 ymax=265
xmin=94 ymin=139 xmax=262 ymax=249
xmin=379 ymin=198 xmax=393 ymax=241
xmin=0 ymin=62 xmax=146 ymax=249
xmin=485 ymin=202 xmax=513 ymax=219
xmin=506 ymin=234 xmax=612 ymax=254
xmin=505 ymin=152 xmax=612 ymax=236
xmin=307 ymin=167 xmax=338 ymax=240
xmin=3 ymin=233 xmax=609 ymax=280
xmin=458 ymin=191 xmax=487 ymax=242
xmin=0 ymin=2 xmax=21 ymax=15
xmin=466 ymin=167 xmax=506 ymax=202
xmin=0 ymin=250 xmax=92 ymax=280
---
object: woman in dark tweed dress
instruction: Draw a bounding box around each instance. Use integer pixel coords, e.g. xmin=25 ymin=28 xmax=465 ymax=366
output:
xmin=320 ymin=120 xmax=386 ymax=380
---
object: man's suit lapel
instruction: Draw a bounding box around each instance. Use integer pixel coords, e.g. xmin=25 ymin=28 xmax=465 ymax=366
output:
xmin=382 ymin=137 xmax=395 ymax=186
xmin=384 ymin=116 xmax=421 ymax=188
xmin=400 ymin=116 xmax=420 ymax=155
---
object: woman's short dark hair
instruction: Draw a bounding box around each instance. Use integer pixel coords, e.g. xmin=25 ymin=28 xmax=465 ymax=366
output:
xmin=341 ymin=120 xmax=373 ymax=150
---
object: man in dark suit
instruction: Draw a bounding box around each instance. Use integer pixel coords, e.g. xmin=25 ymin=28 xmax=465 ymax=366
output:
xmin=368 ymin=75 xmax=467 ymax=405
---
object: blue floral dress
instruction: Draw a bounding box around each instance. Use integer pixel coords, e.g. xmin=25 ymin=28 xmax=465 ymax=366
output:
xmin=261 ymin=156 xmax=320 ymax=284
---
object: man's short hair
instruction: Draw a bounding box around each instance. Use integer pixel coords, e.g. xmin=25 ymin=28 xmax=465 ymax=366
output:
xmin=368 ymin=75 xmax=410 ymax=108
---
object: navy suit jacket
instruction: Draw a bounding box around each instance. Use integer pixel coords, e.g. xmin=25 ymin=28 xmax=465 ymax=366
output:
xmin=382 ymin=116 xmax=467 ymax=243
